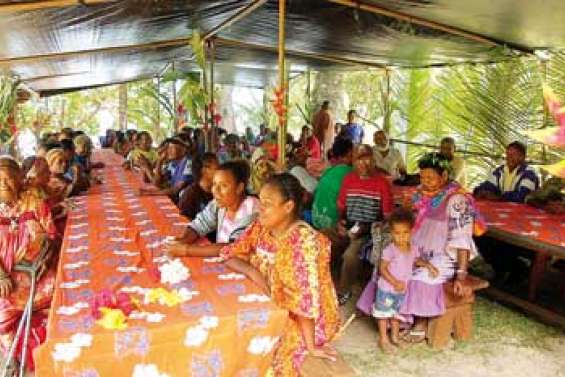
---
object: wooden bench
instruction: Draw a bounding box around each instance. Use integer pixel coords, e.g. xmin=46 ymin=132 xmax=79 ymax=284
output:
xmin=301 ymin=352 xmax=357 ymax=377
xmin=427 ymin=275 xmax=489 ymax=349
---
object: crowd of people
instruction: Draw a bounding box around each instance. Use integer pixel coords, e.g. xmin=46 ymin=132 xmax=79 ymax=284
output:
xmin=0 ymin=99 xmax=562 ymax=374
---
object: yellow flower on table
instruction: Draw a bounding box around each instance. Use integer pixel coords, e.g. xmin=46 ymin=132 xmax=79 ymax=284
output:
xmin=97 ymin=308 xmax=128 ymax=330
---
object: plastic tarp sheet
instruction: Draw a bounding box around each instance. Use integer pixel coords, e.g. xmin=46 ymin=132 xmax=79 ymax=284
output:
xmin=363 ymin=0 xmax=565 ymax=52
xmin=0 ymin=0 xmax=561 ymax=94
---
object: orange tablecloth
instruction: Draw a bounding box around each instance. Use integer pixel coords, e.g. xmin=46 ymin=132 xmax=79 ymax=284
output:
xmin=35 ymin=150 xmax=288 ymax=377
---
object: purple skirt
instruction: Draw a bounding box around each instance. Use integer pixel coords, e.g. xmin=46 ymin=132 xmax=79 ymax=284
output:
xmin=400 ymin=280 xmax=445 ymax=318
xmin=356 ymin=279 xmax=377 ymax=315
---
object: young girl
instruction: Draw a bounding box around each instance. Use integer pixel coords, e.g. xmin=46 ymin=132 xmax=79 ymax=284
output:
xmin=373 ymin=209 xmax=438 ymax=353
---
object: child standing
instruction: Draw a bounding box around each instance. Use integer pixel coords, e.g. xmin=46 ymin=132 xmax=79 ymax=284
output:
xmin=373 ymin=209 xmax=437 ymax=353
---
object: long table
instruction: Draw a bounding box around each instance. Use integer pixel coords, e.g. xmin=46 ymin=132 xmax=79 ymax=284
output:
xmin=476 ymin=200 xmax=565 ymax=302
xmin=35 ymin=150 xmax=287 ymax=377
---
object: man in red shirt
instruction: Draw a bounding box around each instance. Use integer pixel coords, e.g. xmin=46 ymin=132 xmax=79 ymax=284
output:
xmin=336 ymin=144 xmax=393 ymax=305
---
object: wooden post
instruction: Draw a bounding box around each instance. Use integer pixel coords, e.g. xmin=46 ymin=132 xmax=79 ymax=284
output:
xmin=307 ymin=69 xmax=311 ymax=106
xmin=383 ymin=69 xmax=391 ymax=133
xmin=540 ymin=60 xmax=549 ymax=168
xmin=172 ymin=61 xmax=178 ymax=133
xmin=118 ymin=83 xmax=127 ymax=131
xmin=277 ymin=0 xmax=287 ymax=168
xmin=210 ymin=39 xmax=217 ymax=151
xmin=156 ymin=76 xmax=161 ymax=137
xmin=60 ymin=98 xmax=65 ymax=128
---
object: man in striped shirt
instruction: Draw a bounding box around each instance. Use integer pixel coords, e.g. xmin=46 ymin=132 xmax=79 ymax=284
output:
xmin=336 ymin=144 xmax=393 ymax=305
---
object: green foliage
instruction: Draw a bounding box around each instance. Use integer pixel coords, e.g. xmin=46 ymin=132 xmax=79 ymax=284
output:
xmin=126 ymin=80 xmax=173 ymax=141
xmin=31 ymin=86 xmax=118 ymax=137
xmin=0 ymin=76 xmax=19 ymax=144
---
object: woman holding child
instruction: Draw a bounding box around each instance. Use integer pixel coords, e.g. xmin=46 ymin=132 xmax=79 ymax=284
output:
xmin=398 ymin=152 xmax=486 ymax=343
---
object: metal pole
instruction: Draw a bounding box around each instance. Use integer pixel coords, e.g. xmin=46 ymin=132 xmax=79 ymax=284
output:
xmin=277 ymin=0 xmax=287 ymax=168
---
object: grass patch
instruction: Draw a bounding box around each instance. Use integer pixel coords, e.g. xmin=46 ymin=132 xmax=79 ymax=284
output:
xmin=341 ymin=296 xmax=564 ymax=377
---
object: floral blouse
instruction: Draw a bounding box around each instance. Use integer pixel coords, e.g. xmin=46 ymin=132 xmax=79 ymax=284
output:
xmin=221 ymin=220 xmax=340 ymax=376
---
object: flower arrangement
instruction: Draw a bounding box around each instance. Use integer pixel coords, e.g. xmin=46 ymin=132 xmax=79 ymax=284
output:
xmin=158 ymin=258 xmax=190 ymax=285
xmin=526 ymin=84 xmax=565 ymax=177
xmin=270 ymin=86 xmax=286 ymax=127
xmin=90 ymin=289 xmax=139 ymax=329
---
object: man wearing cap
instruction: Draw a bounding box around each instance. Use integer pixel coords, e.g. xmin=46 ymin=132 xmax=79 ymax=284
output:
xmin=140 ymin=137 xmax=193 ymax=203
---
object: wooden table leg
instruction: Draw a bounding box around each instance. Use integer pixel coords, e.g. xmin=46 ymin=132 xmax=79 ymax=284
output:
xmin=528 ymin=252 xmax=549 ymax=302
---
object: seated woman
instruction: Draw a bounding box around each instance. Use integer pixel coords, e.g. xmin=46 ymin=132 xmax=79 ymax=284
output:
xmin=178 ymin=153 xmax=219 ymax=221
xmin=221 ymin=174 xmax=340 ymax=376
xmin=113 ymin=131 xmax=132 ymax=158
xmin=400 ymin=153 xmax=485 ymax=342
xmin=0 ymin=156 xmax=58 ymax=370
xmin=73 ymin=134 xmax=93 ymax=173
xmin=125 ymin=131 xmax=158 ymax=171
xmin=45 ymin=148 xmax=76 ymax=204
xmin=22 ymin=156 xmax=67 ymax=237
xmin=166 ymin=160 xmax=258 ymax=257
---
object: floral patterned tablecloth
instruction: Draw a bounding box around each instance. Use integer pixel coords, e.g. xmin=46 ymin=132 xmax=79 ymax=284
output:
xmin=35 ymin=150 xmax=288 ymax=377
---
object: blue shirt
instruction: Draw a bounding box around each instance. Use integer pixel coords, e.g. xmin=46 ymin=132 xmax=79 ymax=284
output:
xmin=344 ymin=123 xmax=364 ymax=144
xmin=167 ymin=157 xmax=193 ymax=187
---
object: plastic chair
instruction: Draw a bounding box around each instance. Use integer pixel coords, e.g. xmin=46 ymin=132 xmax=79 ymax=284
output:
xmin=0 ymin=239 xmax=52 ymax=377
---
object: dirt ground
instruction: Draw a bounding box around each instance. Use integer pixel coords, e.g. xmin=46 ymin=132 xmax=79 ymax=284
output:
xmin=334 ymin=297 xmax=565 ymax=377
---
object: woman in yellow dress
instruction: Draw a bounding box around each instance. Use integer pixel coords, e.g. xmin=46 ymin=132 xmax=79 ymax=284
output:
xmin=221 ymin=173 xmax=340 ymax=376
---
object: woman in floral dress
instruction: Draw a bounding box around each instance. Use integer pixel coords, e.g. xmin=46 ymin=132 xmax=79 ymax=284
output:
xmin=221 ymin=173 xmax=340 ymax=376
xmin=0 ymin=156 xmax=57 ymax=369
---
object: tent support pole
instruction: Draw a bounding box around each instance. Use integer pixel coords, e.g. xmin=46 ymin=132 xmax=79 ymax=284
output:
xmin=210 ymin=40 xmax=217 ymax=151
xmin=172 ymin=62 xmax=178 ymax=133
xmin=383 ymin=69 xmax=391 ymax=133
xmin=307 ymin=70 xmax=311 ymax=108
xmin=277 ymin=0 xmax=287 ymax=168
xmin=0 ymin=0 xmax=110 ymax=13
xmin=203 ymin=0 xmax=267 ymax=40
xmin=156 ymin=76 xmax=161 ymax=138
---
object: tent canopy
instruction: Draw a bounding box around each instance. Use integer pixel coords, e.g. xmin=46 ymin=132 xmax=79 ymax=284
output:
xmin=0 ymin=0 xmax=563 ymax=96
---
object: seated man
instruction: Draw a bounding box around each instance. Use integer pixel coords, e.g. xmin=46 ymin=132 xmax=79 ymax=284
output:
xmin=139 ymin=137 xmax=193 ymax=203
xmin=335 ymin=144 xmax=393 ymax=305
xmin=439 ymin=137 xmax=466 ymax=188
xmin=373 ymin=130 xmax=406 ymax=179
xmin=474 ymin=141 xmax=539 ymax=203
